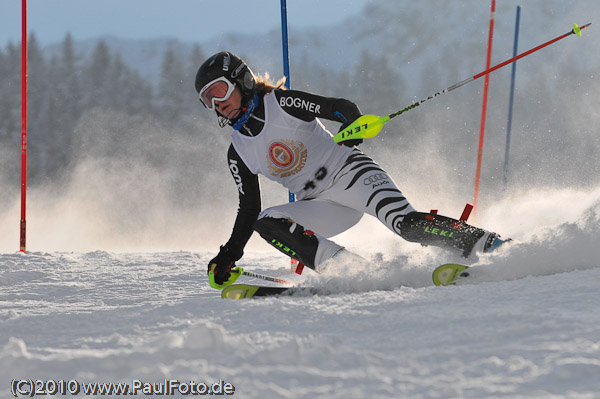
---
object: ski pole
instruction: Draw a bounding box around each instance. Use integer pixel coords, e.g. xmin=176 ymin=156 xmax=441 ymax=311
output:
xmin=240 ymin=268 xmax=296 ymax=285
xmin=334 ymin=23 xmax=591 ymax=144
xmin=209 ymin=266 xmax=296 ymax=289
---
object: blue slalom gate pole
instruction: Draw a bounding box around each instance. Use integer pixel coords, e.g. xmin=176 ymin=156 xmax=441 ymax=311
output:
xmin=280 ymin=0 xmax=294 ymax=203
xmin=503 ymin=6 xmax=521 ymax=190
xmin=280 ymin=0 xmax=291 ymax=89
xmin=280 ymin=0 xmax=304 ymax=274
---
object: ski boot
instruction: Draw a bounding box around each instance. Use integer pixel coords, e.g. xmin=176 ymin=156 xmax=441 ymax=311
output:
xmin=483 ymin=234 xmax=512 ymax=253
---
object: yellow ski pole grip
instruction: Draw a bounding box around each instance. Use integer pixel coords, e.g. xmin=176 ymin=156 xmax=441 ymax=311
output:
xmin=209 ymin=266 xmax=243 ymax=290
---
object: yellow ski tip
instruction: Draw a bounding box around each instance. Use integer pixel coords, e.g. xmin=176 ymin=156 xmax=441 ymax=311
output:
xmin=222 ymin=284 xmax=260 ymax=299
xmin=432 ymin=264 xmax=470 ymax=286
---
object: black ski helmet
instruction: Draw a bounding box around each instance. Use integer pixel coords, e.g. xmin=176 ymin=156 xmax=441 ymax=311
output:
xmin=195 ymin=51 xmax=256 ymax=110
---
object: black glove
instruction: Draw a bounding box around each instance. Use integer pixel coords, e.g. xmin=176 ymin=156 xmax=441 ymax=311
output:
xmin=208 ymin=245 xmax=242 ymax=285
xmin=337 ymin=118 xmax=364 ymax=148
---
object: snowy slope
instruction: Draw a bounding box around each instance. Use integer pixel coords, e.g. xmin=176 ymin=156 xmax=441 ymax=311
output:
xmin=1 ymin=187 xmax=599 ymax=398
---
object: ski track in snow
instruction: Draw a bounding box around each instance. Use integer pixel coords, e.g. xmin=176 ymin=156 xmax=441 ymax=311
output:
xmin=1 ymin=191 xmax=600 ymax=398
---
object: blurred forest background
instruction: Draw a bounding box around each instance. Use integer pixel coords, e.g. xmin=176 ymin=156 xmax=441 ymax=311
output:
xmin=0 ymin=1 xmax=598 ymax=251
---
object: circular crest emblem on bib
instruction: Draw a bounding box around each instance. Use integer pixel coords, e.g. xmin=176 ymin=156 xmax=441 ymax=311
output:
xmin=266 ymin=139 xmax=307 ymax=178
xmin=269 ymin=142 xmax=294 ymax=167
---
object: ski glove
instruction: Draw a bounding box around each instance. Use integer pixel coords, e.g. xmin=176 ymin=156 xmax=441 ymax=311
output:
xmin=337 ymin=118 xmax=363 ymax=148
xmin=207 ymin=245 xmax=242 ymax=285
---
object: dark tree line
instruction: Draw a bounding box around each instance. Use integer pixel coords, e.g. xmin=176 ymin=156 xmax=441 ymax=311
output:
xmin=0 ymin=33 xmax=208 ymax=185
xmin=0 ymin=34 xmax=408 ymax=190
xmin=1 ymin=29 xmax=596 ymax=199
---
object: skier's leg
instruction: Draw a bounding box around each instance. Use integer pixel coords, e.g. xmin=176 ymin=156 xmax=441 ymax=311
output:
xmin=324 ymin=151 xmax=502 ymax=258
xmin=254 ymin=200 xmax=364 ymax=270
xmin=398 ymin=211 xmax=502 ymax=258
xmin=258 ymin=199 xmax=362 ymax=238
xmin=320 ymin=151 xmax=416 ymax=234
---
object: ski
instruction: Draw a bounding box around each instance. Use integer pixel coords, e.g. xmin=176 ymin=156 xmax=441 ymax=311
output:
xmin=221 ymin=284 xmax=291 ymax=299
xmin=221 ymin=283 xmax=319 ymax=299
xmin=221 ymin=262 xmax=474 ymax=297
xmin=223 ymin=263 xmax=473 ymax=297
xmin=432 ymin=263 xmax=471 ymax=286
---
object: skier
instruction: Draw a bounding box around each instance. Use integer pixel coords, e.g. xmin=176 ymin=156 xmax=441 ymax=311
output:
xmin=196 ymin=51 xmax=507 ymax=286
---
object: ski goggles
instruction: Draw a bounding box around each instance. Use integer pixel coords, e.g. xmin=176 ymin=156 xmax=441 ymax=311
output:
xmin=199 ymin=77 xmax=236 ymax=111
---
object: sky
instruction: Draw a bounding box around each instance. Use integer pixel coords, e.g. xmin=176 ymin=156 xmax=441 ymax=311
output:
xmin=0 ymin=0 xmax=374 ymax=46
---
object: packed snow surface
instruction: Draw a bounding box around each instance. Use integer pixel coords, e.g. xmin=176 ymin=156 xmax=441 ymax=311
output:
xmin=1 ymin=188 xmax=600 ymax=398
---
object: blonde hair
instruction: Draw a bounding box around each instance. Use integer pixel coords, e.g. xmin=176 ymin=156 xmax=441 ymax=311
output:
xmin=255 ymin=73 xmax=287 ymax=95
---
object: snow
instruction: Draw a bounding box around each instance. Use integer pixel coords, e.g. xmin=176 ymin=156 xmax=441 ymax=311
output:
xmin=1 ymin=188 xmax=600 ymax=398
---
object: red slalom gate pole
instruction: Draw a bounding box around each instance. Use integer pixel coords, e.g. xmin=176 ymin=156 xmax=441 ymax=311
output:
xmin=20 ymin=0 xmax=28 ymax=253
xmin=473 ymin=0 xmax=495 ymax=217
